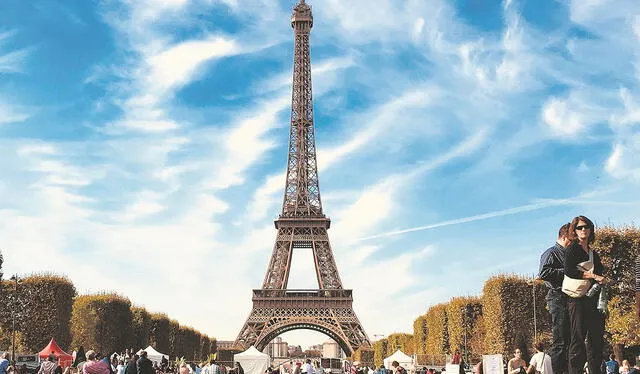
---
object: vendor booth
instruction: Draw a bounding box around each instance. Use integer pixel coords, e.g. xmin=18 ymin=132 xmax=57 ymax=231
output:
xmin=39 ymin=338 xmax=73 ymax=368
xmin=233 ymin=346 xmax=270 ymax=374
xmin=137 ymin=346 xmax=169 ymax=365
xmin=383 ymin=350 xmax=415 ymax=372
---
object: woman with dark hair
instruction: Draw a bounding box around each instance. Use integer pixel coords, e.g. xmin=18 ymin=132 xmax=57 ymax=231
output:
xmin=563 ymin=215 xmax=610 ymax=374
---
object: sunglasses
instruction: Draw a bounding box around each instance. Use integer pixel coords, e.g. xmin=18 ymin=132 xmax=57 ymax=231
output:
xmin=576 ymin=225 xmax=590 ymax=231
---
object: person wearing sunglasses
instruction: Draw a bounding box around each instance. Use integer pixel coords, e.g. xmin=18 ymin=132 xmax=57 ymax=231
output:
xmin=563 ymin=215 xmax=610 ymax=374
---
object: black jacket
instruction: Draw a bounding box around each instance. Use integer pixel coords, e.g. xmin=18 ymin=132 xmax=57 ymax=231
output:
xmin=125 ymin=361 xmax=137 ymax=374
xmin=539 ymin=243 xmax=567 ymax=290
xmin=137 ymin=358 xmax=154 ymax=374
xmin=564 ymin=241 xmax=604 ymax=280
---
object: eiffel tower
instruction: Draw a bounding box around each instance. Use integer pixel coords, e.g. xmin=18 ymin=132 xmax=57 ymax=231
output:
xmin=234 ymin=0 xmax=371 ymax=356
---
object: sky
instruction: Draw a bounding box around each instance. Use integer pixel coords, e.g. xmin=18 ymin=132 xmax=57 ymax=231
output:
xmin=1 ymin=0 xmax=640 ymax=351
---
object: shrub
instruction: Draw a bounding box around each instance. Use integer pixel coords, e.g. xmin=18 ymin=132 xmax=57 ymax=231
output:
xmin=387 ymin=333 xmax=415 ymax=355
xmin=424 ymin=303 xmax=449 ymax=357
xmin=131 ymin=306 xmax=152 ymax=350
xmin=373 ymin=339 xmax=388 ymax=367
xmin=70 ymin=293 xmax=132 ymax=354
xmin=168 ymin=319 xmax=180 ymax=358
xmin=446 ymin=297 xmax=483 ymax=362
xmin=5 ymin=274 xmax=76 ymax=352
xmin=482 ymin=275 xmax=549 ymax=360
xmin=150 ymin=313 xmax=170 ymax=353
xmin=413 ymin=315 xmax=428 ymax=356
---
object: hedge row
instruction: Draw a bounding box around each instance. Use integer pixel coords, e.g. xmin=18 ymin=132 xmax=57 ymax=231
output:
xmin=388 ymin=225 xmax=640 ymax=364
xmin=0 ymin=274 xmax=76 ymax=352
xmin=424 ymin=303 xmax=449 ymax=358
xmin=446 ymin=297 xmax=483 ymax=361
xmin=0 ymin=275 xmax=216 ymax=359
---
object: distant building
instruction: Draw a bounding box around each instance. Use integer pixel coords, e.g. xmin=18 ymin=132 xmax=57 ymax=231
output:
xmin=217 ymin=341 xmax=236 ymax=350
xmin=265 ymin=337 xmax=289 ymax=358
xmin=309 ymin=344 xmax=323 ymax=352
xmin=322 ymin=340 xmax=341 ymax=359
xmin=288 ymin=345 xmax=303 ymax=357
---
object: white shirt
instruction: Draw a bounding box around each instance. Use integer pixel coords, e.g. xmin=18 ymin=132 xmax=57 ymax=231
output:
xmin=530 ymin=352 xmax=553 ymax=374
xmin=303 ymin=364 xmax=314 ymax=374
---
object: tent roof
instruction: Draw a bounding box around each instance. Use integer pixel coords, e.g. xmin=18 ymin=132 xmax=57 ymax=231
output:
xmin=384 ymin=350 xmax=413 ymax=362
xmin=39 ymin=338 xmax=72 ymax=359
xmin=234 ymin=346 xmax=269 ymax=359
xmin=138 ymin=346 xmax=167 ymax=358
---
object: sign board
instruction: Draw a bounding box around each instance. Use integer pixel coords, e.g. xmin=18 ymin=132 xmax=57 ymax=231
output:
xmin=482 ymin=355 xmax=503 ymax=374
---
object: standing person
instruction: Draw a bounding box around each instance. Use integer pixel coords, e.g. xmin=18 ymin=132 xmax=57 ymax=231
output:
xmin=508 ymin=349 xmax=527 ymax=374
xmin=539 ymin=223 xmax=572 ymax=374
xmin=526 ymin=341 xmax=553 ymax=374
xmin=39 ymin=355 xmax=59 ymax=374
xmin=302 ymin=361 xmax=313 ymax=374
xmin=0 ymin=353 xmax=9 ymax=374
xmin=452 ymin=351 xmax=461 ymax=365
xmin=563 ymin=215 xmax=609 ymax=374
xmin=605 ymin=355 xmax=620 ymax=374
xmin=125 ymin=355 xmax=139 ymax=374
xmin=136 ymin=352 xmax=154 ymax=374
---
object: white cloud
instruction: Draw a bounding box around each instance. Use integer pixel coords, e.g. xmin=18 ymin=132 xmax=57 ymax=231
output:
xmin=542 ymin=97 xmax=587 ymax=137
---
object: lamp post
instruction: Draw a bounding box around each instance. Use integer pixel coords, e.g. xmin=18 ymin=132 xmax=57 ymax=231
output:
xmin=10 ymin=274 xmax=19 ymax=362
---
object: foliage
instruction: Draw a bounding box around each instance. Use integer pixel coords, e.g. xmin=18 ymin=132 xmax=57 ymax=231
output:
xmin=606 ymin=295 xmax=640 ymax=346
xmin=387 ymin=333 xmax=415 ymax=355
xmin=373 ymin=339 xmax=388 ymax=367
xmin=168 ymin=319 xmax=180 ymax=358
xmin=200 ymin=335 xmax=211 ymax=361
xmin=0 ymin=325 xmax=27 ymax=353
xmin=446 ymin=297 xmax=483 ymax=362
xmin=592 ymin=226 xmax=640 ymax=349
xmin=150 ymin=313 xmax=170 ymax=353
xmin=0 ymin=274 xmax=77 ymax=352
xmin=424 ymin=303 xmax=449 ymax=357
xmin=413 ymin=315 xmax=428 ymax=356
xmin=482 ymin=275 xmax=550 ymax=361
xmin=210 ymin=338 xmax=217 ymax=354
xmin=70 ymin=293 xmax=133 ymax=354
xmin=131 ymin=306 xmax=152 ymax=350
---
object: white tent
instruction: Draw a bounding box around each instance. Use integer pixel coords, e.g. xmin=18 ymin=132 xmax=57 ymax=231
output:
xmin=383 ymin=350 xmax=414 ymax=372
xmin=233 ymin=346 xmax=270 ymax=374
xmin=137 ymin=346 xmax=169 ymax=365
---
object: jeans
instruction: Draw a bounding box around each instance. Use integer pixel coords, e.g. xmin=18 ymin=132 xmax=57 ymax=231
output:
xmin=547 ymin=289 xmax=571 ymax=374
xmin=567 ymin=296 xmax=604 ymax=374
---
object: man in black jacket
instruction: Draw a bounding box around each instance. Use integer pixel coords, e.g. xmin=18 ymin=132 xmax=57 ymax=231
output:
xmin=539 ymin=223 xmax=571 ymax=374
xmin=137 ymin=352 xmax=154 ymax=374
xmin=125 ymin=355 xmax=138 ymax=374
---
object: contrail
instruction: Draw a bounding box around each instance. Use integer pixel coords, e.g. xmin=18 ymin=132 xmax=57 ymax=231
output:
xmin=356 ymin=199 xmax=570 ymax=242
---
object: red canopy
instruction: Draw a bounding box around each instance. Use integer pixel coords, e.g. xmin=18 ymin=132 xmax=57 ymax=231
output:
xmin=38 ymin=338 xmax=74 ymax=368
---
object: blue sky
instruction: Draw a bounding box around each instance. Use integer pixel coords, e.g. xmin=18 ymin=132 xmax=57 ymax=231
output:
xmin=2 ymin=0 xmax=640 ymax=349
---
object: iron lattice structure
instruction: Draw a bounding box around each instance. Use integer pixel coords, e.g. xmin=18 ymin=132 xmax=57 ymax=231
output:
xmin=234 ymin=0 xmax=371 ymax=356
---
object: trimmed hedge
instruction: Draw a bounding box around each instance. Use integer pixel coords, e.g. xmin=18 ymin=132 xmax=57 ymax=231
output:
xmin=387 ymin=333 xmax=415 ymax=355
xmin=592 ymin=226 xmax=640 ymax=352
xmin=424 ymin=303 xmax=449 ymax=357
xmin=413 ymin=315 xmax=428 ymax=356
xmin=168 ymin=319 xmax=180 ymax=358
xmin=0 ymin=274 xmax=77 ymax=352
xmin=150 ymin=313 xmax=170 ymax=353
xmin=200 ymin=335 xmax=210 ymax=361
xmin=131 ymin=306 xmax=152 ymax=350
xmin=373 ymin=339 xmax=388 ymax=367
xmin=70 ymin=293 xmax=133 ymax=354
xmin=482 ymin=275 xmax=550 ymax=360
xmin=446 ymin=297 xmax=482 ymax=362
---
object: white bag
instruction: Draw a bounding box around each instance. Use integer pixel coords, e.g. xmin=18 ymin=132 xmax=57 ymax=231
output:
xmin=562 ymin=249 xmax=594 ymax=298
